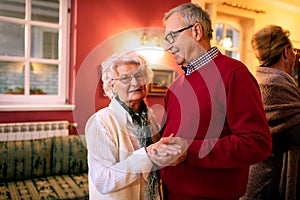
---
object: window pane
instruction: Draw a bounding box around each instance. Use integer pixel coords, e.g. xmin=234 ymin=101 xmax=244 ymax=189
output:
xmin=226 ymin=26 xmax=239 ymax=48
xmin=215 ymin=23 xmax=224 ymax=42
xmin=31 ymin=26 xmax=58 ymax=59
xmin=226 ymin=50 xmax=240 ymax=60
xmin=0 ymin=0 xmax=25 ymax=19
xmin=0 ymin=21 xmax=24 ymax=56
xmin=0 ymin=61 xmax=25 ymax=94
xmin=30 ymin=63 xmax=58 ymax=95
xmin=31 ymin=0 xmax=59 ymax=23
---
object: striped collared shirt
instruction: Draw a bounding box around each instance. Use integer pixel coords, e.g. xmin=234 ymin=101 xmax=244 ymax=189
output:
xmin=185 ymin=46 xmax=219 ymax=76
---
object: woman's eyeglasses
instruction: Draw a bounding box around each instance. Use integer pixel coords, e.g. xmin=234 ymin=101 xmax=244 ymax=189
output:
xmin=293 ymin=48 xmax=298 ymax=55
xmin=164 ymin=24 xmax=194 ymax=44
xmin=113 ymin=72 xmax=146 ymax=84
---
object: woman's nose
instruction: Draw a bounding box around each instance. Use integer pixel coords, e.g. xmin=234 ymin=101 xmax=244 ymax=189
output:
xmin=130 ymin=76 xmax=140 ymax=86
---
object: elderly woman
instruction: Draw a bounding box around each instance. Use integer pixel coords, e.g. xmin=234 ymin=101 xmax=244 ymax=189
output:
xmin=241 ymin=25 xmax=300 ymax=200
xmin=85 ymin=51 xmax=184 ymax=200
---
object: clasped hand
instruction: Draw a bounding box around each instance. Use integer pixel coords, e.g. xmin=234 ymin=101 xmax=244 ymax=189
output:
xmin=146 ymin=134 xmax=188 ymax=167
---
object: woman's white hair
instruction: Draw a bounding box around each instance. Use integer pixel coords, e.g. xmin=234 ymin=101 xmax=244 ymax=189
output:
xmin=101 ymin=50 xmax=153 ymax=99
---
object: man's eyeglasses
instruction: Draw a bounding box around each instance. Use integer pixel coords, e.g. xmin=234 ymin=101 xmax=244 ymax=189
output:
xmin=112 ymin=72 xmax=146 ymax=84
xmin=164 ymin=24 xmax=194 ymax=44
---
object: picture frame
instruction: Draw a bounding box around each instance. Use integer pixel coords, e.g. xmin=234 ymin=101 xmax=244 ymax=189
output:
xmin=148 ymin=69 xmax=175 ymax=96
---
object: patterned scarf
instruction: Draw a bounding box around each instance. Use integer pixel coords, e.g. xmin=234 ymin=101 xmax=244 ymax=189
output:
xmin=116 ymin=96 xmax=160 ymax=200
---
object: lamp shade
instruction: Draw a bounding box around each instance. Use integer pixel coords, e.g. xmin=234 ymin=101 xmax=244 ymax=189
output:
xmin=135 ymin=46 xmax=165 ymax=62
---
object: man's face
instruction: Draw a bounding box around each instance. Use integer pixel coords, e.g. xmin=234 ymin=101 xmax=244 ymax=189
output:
xmin=164 ymin=12 xmax=194 ymax=66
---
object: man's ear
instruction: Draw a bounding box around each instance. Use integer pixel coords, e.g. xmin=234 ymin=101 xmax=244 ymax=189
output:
xmin=193 ymin=23 xmax=203 ymax=41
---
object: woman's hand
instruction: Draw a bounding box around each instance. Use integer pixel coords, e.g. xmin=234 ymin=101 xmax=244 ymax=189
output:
xmin=146 ymin=135 xmax=188 ymax=167
xmin=146 ymin=134 xmax=178 ymax=156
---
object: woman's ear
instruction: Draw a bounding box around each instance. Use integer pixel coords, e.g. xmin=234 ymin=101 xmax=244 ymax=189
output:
xmin=110 ymin=79 xmax=116 ymax=92
xmin=283 ymin=46 xmax=291 ymax=60
xmin=283 ymin=46 xmax=294 ymax=60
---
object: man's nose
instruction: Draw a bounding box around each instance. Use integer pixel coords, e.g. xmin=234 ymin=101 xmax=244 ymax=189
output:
xmin=164 ymin=43 xmax=173 ymax=52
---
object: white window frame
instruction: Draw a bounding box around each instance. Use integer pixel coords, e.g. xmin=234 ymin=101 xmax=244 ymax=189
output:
xmin=0 ymin=0 xmax=72 ymax=111
xmin=215 ymin=20 xmax=241 ymax=61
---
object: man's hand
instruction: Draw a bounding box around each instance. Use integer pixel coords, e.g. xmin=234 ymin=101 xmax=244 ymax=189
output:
xmin=146 ymin=135 xmax=188 ymax=167
xmin=146 ymin=134 xmax=180 ymax=156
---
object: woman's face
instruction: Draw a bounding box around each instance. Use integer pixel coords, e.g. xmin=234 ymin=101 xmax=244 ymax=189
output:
xmin=285 ymin=46 xmax=297 ymax=75
xmin=289 ymin=47 xmax=297 ymax=72
xmin=113 ymin=63 xmax=147 ymax=106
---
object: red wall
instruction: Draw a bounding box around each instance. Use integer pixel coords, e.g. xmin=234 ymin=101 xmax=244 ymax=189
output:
xmin=0 ymin=0 xmax=189 ymax=134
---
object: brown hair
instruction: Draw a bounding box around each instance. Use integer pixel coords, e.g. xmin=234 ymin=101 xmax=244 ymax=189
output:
xmin=251 ymin=25 xmax=292 ymax=67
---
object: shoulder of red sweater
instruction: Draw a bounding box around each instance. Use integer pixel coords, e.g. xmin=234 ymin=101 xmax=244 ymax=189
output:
xmin=214 ymin=54 xmax=249 ymax=73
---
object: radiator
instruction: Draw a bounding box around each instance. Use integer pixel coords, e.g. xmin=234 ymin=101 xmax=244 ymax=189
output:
xmin=0 ymin=121 xmax=72 ymax=141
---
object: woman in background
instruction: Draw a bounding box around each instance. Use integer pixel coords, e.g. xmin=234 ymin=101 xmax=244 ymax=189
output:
xmin=241 ymin=25 xmax=300 ymax=200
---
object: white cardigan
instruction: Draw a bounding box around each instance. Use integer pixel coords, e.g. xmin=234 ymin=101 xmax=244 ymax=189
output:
xmin=85 ymin=98 xmax=161 ymax=200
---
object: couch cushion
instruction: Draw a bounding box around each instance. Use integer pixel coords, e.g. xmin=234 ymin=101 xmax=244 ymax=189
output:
xmin=52 ymin=135 xmax=87 ymax=175
xmin=0 ymin=173 xmax=88 ymax=200
xmin=0 ymin=138 xmax=52 ymax=182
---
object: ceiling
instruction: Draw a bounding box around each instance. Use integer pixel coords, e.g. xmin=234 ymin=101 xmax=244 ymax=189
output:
xmin=278 ymin=0 xmax=300 ymax=8
xmin=216 ymin=0 xmax=300 ymax=13
xmin=263 ymin=0 xmax=300 ymax=11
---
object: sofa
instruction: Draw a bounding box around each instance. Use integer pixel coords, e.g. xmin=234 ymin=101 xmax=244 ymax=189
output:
xmin=0 ymin=134 xmax=88 ymax=200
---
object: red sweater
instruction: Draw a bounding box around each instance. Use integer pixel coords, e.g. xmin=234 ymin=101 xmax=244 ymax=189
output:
xmin=160 ymin=52 xmax=272 ymax=200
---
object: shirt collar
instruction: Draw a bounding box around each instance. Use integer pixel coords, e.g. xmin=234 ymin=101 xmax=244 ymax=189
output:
xmin=184 ymin=46 xmax=219 ymax=76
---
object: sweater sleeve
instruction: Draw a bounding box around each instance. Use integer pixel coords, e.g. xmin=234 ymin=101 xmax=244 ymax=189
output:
xmin=85 ymin=114 xmax=153 ymax=194
xmin=187 ymin=67 xmax=272 ymax=168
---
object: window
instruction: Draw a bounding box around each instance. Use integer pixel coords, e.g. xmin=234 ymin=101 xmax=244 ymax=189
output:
xmin=0 ymin=0 xmax=69 ymax=107
xmin=215 ymin=23 xmax=240 ymax=60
